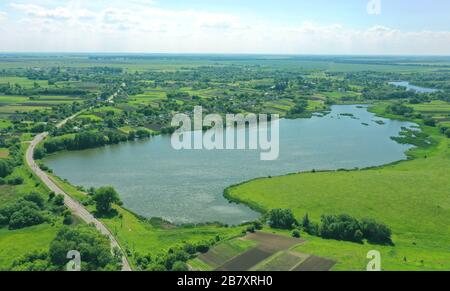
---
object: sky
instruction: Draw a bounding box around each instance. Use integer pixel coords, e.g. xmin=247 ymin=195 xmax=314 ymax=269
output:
xmin=0 ymin=0 xmax=449 ymax=55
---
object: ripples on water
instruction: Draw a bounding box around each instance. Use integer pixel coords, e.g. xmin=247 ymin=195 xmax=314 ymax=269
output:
xmin=45 ymin=105 xmax=417 ymax=225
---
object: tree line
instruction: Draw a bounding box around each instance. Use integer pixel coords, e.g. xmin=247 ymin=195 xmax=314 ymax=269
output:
xmin=267 ymin=209 xmax=393 ymax=246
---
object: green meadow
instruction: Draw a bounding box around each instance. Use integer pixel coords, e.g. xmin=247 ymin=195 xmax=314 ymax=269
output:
xmin=226 ymin=120 xmax=450 ymax=270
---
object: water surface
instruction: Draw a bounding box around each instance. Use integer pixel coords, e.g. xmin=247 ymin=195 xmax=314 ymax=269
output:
xmin=45 ymin=105 xmax=416 ymax=225
xmin=389 ymin=81 xmax=440 ymax=93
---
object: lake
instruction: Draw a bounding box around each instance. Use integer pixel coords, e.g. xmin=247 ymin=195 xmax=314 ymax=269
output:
xmin=45 ymin=105 xmax=416 ymax=225
xmin=389 ymin=81 xmax=440 ymax=93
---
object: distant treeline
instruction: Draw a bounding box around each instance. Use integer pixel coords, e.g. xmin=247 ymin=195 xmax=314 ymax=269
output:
xmin=40 ymin=129 xmax=151 ymax=155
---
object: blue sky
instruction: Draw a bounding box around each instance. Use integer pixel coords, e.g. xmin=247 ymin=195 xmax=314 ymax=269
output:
xmin=0 ymin=0 xmax=449 ymax=54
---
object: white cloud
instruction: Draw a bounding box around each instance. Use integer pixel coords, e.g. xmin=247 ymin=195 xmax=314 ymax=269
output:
xmin=3 ymin=2 xmax=450 ymax=55
xmin=0 ymin=11 xmax=7 ymax=21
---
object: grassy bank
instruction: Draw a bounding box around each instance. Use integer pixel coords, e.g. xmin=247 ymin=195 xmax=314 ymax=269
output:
xmin=226 ymin=106 xmax=450 ymax=270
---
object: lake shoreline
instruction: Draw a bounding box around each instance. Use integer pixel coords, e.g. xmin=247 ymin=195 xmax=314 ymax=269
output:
xmin=42 ymin=104 xmax=419 ymax=226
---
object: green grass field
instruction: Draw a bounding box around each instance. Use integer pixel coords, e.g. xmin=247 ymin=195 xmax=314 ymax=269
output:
xmin=0 ymin=223 xmax=60 ymax=270
xmin=0 ymin=77 xmax=49 ymax=88
xmin=227 ymin=122 xmax=450 ymax=270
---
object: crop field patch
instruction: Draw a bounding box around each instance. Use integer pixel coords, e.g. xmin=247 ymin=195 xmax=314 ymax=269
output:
xmin=197 ymin=238 xmax=257 ymax=269
xmin=216 ymin=247 xmax=273 ymax=271
xmin=252 ymin=251 xmax=309 ymax=271
xmin=244 ymin=232 xmax=304 ymax=251
xmin=292 ymin=255 xmax=336 ymax=271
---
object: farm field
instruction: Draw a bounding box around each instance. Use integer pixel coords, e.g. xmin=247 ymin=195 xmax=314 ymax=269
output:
xmin=191 ymin=231 xmax=335 ymax=271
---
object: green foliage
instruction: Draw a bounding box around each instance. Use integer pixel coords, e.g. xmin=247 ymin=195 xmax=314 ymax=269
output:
xmin=268 ymin=209 xmax=297 ymax=230
xmin=387 ymin=103 xmax=414 ymax=116
xmin=171 ymin=261 xmax=188 ymax=271
xmin=292 ymin=230 xmax=301 ymax=238
xmin=53 ymin=194 xmax=65 ymax=206
xmin=311 ymin=214 xmax=393 ymax=245
xmin=360 ymin=218 xmax=393 ymax=245
xmin=0 ymin=199 xmax=45 ymax=229
xmin=63 ymin=213 xmax=73 ymax=225
xmin=7 ymin=176 xmax=23 ymax=185
xmin=424 ymin=118 xmax=436 ymax=127
xmin=319 ymin=214 xmax=364 ymax=243
xmin=0 ymin=159 xmax=12 ymax=178
xmin=93 ymin=186 xmax=121 ymax=214
xmin=49 ymin=225 xmax=121 ymax=271
xmin=24 ymin=192 xmax=45 ymax=209
xmin=10 ymin=251 xmax=53 ymax=271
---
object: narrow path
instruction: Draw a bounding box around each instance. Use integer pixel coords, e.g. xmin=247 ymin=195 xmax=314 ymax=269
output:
xmin=25 ymin=92 xmax=132 ymax=271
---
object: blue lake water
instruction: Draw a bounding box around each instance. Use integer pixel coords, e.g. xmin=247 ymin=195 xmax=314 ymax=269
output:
xmin=45 ymin=105 xmax=416 ymax=225
xmin=389 ymin=81 xmax=440 ymax=93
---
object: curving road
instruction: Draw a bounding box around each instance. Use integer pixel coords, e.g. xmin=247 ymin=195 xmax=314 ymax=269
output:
xmin=25 ymin=105 xmax=132 ymax=271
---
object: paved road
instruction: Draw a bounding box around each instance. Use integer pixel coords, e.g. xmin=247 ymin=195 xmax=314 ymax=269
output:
xmin=25 ymin=109 xmax=132 ymax=271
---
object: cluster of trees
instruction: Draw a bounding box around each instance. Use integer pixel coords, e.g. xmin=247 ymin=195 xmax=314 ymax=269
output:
xmin=0 ymin=159 xmax=13 ymax=178
xmin=302 ymin=214 xmax=393 ymax=245
xmin=289 ymin=99 xmax=309 ymax=116
xmin=0 ymin=194 xmax=47 ymax=229
xmin=268 ymin=209 xmax=297 ymax=229
xmin=387 ymin=103 xmax=414 ymax=116
xmin=267 ymin=209 xmax=393 ymax=245
xmin=43 ymin=130 xmax=129 ymax=154
xmin=10 ymin=225 xmax=122 ymax=271
xmin=134 ymin=239 xmax=217 ymax=271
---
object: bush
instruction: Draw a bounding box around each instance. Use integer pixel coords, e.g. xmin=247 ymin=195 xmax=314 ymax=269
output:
xmin=10 ymin=251 xmax=52 ymax=271
xmin=319 ymin=214 xmax=363 ymax=243
xmin=53 ymin=194 xmax=65 ymax=206
xmin=424 ymin=118 xmax=436 ymax=127
xmin=195 ymin=242 xmax=210 ymax=253
xmin=9 ymin=205 xmax=45 ymax=229
xmin=445 ymin=128 xmax=450 ymax=138
xmin=246 ymin=225 xmax=256 ymax=233
xmin=292 ymin=230 xmax=301 ymax=238
xmin=7 ymin=176 xmax=23 ymax=185
xmin=0 ymin=199 xmax=45 ymax=229
xmin=24 ymin=192 xmax=45 ymax=209
xmin=360 ymin=219 xmax=393 ymax=245
xmin=171 ymin=261 xmax=188 ymax=271
xmin=63 ymin=213 xmax=73 ymax=225
xmin=0 ymin=159 xmax=12 ymax=178
xmin=268 ymin=209 xmax=297 ymax=230
xmin=253 ymin=221 xmax=263 ymax=230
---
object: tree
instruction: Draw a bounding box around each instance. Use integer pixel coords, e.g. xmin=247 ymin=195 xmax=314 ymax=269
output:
xmin=53 ymin=194 xmax=65 ymax=206
xmin=172 ymin=261 xmax=188 ymax=271
xmin=49 ymin=225 xmax=120 ymax=271
xmin=93 ymin=186 xmax=121 ymax=214
xmin=24 ymin=192 xmax=45 ymax=209
xmin=360 ymin=218 xmax=393 ymax=245
xmin=302 ymin=213 xmax=311 ymax=228
xmin=9 ymin=205 xmax=45 ymax=229
xmin=0 ymin=159 xmax=12 ymax=178
xmin=424 ymin=118 xmax=436 ymax=127
xmin=268 ymin=209 xmax=297 ymax=230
